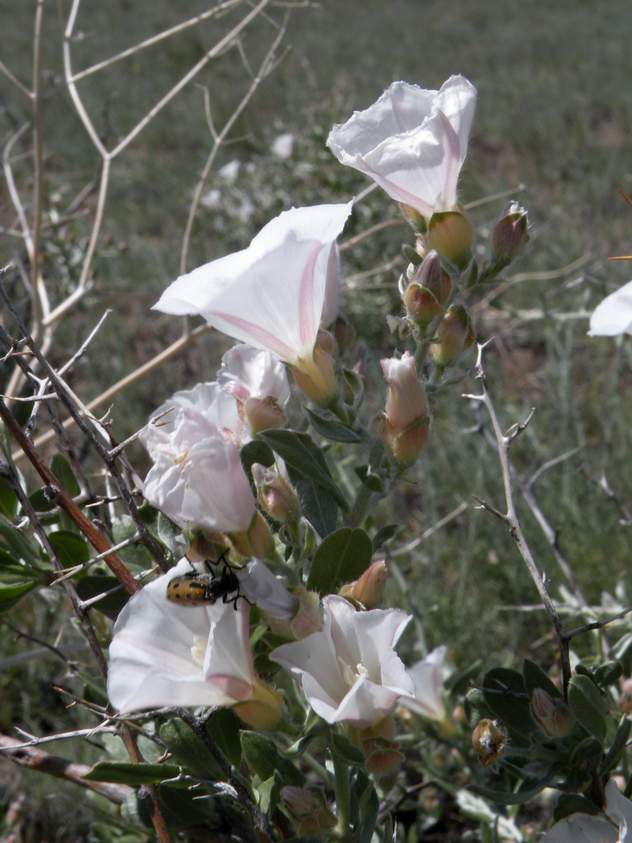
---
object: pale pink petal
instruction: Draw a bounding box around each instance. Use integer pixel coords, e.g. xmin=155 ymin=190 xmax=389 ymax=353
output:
xmin=240 ymin=559 xmax=296 ymax=619
xmin=539 ymin=814 xmax=617 ymax=843
xmin=399 ymin=646 xmax=447 ymax=721
xmin=332 ymin=674 xmax=400 ymax=725
xmin=605 ymin=780 xmax=632 ymax=839
xmin=218 ymin=344 xmax=290 ymax=406
xmin=588 ymin=280 xmax=632 ymax=336
xmin=203 ymin=601 xmax=255 ymax=700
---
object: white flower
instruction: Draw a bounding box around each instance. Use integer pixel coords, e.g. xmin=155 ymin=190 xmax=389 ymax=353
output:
xmin=153 ymin=203 xmax=353 ymax=374
xmin=588 ymin=280 xmax=632 ymax=336
xmin=399 ymin=646 xmax=447 ymax=722
xmin=148 ymin=381 xmax=242 ymax=440
xmin=327 ymin=76 xmax=477 ymax=217
xmin=270 ymin=595 xmax=413 ymax=726
xmin=541 ymin=779 xmax=632 ymax=842
xmin=321 ymin=242 xmax=341 ymax=327
xmin=380 ymin=351 xmax=428 ymax=431
xmin=218 ymin=344 xmax=290 ymax=406
xmin=141 ymin=405 xmax=255 ymax=534
xmin=240 ymin=559 xmax=297 ymax=620
xmin=108 ymin=558 xmax=257 ymax=713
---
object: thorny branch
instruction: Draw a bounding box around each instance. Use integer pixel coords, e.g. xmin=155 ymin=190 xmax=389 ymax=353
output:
xmin=463 ymin=341 xmax=572 ymax=695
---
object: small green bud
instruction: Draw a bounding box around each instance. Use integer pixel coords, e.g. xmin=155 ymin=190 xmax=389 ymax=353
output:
xmin=403 ymin=250 xmax=452 ymax=326
xmin=491 ymin=201 xmax=529 ymax=263
xmin=431 ymin=304 xmax=475 ymax=366
xmin=530 ymin=688 xmax=574 ymax=737
xmin=426 ymin=209 xmax=474 ymax=269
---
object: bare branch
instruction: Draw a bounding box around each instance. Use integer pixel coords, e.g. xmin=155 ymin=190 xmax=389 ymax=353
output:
xmin=464 ymin=341 xmax=572 ymax=694
xmin=0 ymin=732 xmax=132 ymax=804
xmin=69 ymin=0 xmax=242 ymax=82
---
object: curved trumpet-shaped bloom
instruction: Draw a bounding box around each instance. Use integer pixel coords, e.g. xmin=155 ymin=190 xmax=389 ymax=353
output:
xmin=141 ymin=401 xmax=255 ymax=534
xmin=218 ymin=344 xmax=290 ymax=407
xmin=541 ymin=779 xmax=632 ymax=842
xmin=270 ymin=595 xmax=413 ymax=726
xmin=108 ymin=558 xmax=257 ymax=712
xmin=153 ymin=203 xmax=353 ymax=368
xmin=588 ymin=279 xmax=632 ymax=336
xmin=327 ymin=76 xmax=476 ymax=217
xmin=398 ymin=646 xmax=447 ymax=722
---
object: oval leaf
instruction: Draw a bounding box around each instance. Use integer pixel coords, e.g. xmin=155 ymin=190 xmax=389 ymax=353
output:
xmin=84 ymin=761 xmax=180 ymax=785
xmin=305 ymin=407 xmax=363 ymax=443
xmin=307 ymin=527 xmax=372 ymax=594
xmin=568 ymin=674 xmax=607 ymax=741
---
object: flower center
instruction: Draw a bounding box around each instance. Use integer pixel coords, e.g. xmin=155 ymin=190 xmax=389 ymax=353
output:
xmin=174 ymin=450 xmax=190 ymax=466
xmin=338 ymin=658 xmax=368 ymax=688
xmin=190 ymin=635 xmax=207 ymax=668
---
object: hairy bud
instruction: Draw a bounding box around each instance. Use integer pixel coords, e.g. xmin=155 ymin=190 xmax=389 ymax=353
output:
xmin=242 ymin=396 xmax=286 ymax=434
xmin=233 ymin=678 xmax=283 ymax=730
xmin=471 ymin=719 xmax=507 ymax=767
xmin=281 ymin=787 xmax=336 ymax=836
xmin=252 ymin=464 xmax=300 ymax=524
xmin=230 ymin=511 xmax=275 ymax=559
xmin=403 ymin=250 xmax=452 ymax=327
xmin=431 ymin=304 xmax=475 ymax=367
xmin=530 ymin=688 xmax=574 ymax=737
xmin=426 ymin=209 xmax=474 ymax=269
xmin=339 ymin=559 xmax=388 ymax=609
xmin=399 ymin=202 xmax=427 ymax=233
xmin=492 ymin=201 xmax=529 ymax=264
xmin=291 ymin=346 xmax=338 ymax=406
xmin=379 ymin=352 xmax=430 ymax=464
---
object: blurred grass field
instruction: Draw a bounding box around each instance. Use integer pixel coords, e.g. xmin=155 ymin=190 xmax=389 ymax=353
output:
xmin=2 ymin=1 xmax=632 ymax=837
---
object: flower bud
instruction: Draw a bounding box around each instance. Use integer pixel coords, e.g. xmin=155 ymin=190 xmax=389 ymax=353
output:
xmin=339 ymin=559 xmax=388 ymax=609
xmin=379 ymin=351 xmax=430 ymax=464
xmin=431 ymin=304 xmax=475 ymax=367
xmin=291 ymin=346 xmax=338 ymax=406
xmin=266 ymin=585 xmax=322 ymax=640
xmin=252 ymin=464 xmax=300 ymax=524
xmin=399 ymin=202 xmax=427 ymax=233
xmin=491 ymin=202 xmax=529 ymax=264
xmin=426 ymin=209 xmax=474 ymax=269
xmin=230 ymin=511 xmax=275 ymax=559
xmin=333 ymin=316 xmax=356 ymax=352
xmin=242 ymin=396 xmax=286 ymax=434
xmin=620 ymin=678 xmax=632 ymax=715
xmin=403 ymin=250 xmax=452 ymax=327
xmin=186 ymin=530 xmax=230 ymax=564
xmin=281 ymin=787 xmax=337 ymax=836
xmin=530 ymin=688 xmax=574 ymax=737
xmin=362 ymin=739 xmax=405 ymax=779
xmin=233 ymin=678 xmax=283 ymax=730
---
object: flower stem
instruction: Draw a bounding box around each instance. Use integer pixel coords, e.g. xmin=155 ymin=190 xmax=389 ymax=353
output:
xmin=332 ymin=746 xmax=351 ymax=838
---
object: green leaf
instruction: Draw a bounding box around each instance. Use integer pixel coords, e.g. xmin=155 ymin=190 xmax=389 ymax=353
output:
xmin=205 ymin=709 xmax=242 ymax=767
xmin=29 ymin=487 xmax=56 ymax=513
xmin=331 ymin=733 xmax=364 ymax=766
xmin=255 ymin=772 xmax=282 ymax=815
xmin=0 ymin=476 xmax=18 ymax=520
xmin=568 ymin=674 xmax=608 ymax=741
xmin=75 ymin=576 xmax=129 ymax=619
xmin=305 ymin=407 xmax=363 ymax=443
xmin=288 ymin=466 xmax=339 ymax=537
xmin=471 ymin=771 xmax=555 ymax=805
xmin=612 ymin=632 xmax=632 ymax=673
xmin=553 ymin=794 xmax=600 ymax=822
xmin=354 ymin=465 xmax=384 ymax=493
xmin=372 ymin=524 xmax=399 ymax=551
xmin=0 ymin=516 xmax=38 ymax=563
xmin=0 ymin=579 xmax=37 ymax=611
xmin=240 ymin=439 xmax=275 ymax=478
xmin=84 ymin=762 xmax=180 ymax=785
xmin=355 ymin=774 xmax=379 ymax=843
xmin=50 ymin=454 xmax=81 ymax=497
xmin=159 ymin=719 xmax=225 ymax=781
xmin=594 ymin=660 xmax=623 ymax=688
xmin=523 ymin=659 xmax=562 ymax=699
xmin=602 ymin=716 xmax=631 ymax=775
xmin=48 ymin=531 xmax=90 ymax=566
xmin=258 ymin=430 xmax=347 ymax=510
xmin=240 ymin=732 xmax=303 ymax=786
xmin=482 ymin=668 xmax=534 ymax=741
xmin=307 ymin=527 xmax=372 ymax=594
xmin=569 ymin=735 xmax=603 ymax=773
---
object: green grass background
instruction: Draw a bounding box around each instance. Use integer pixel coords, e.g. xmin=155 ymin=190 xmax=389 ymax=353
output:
xmin=2 ymin=0 xmax=632 ymax=838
